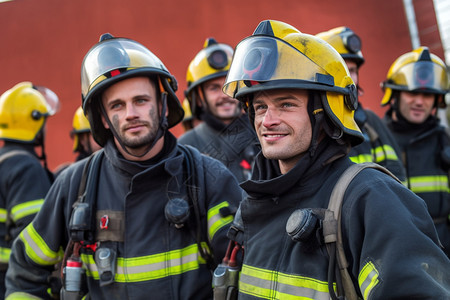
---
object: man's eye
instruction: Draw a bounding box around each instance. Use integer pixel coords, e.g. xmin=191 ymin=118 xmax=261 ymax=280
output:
xmin=254 ymin=104 xmax=266 ymax=111
xmin=281 ymin=103 xmax=293 ymax=108
xmin=206 ymin=85 xmax=220 ymax=92
xmin=110 ymin=103 xmax=122 ymax=110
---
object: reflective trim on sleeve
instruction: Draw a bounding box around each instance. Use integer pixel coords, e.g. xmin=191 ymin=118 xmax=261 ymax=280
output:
xmin=19 ymin=223 xmax=63 ymax=266
xmin=207 ymin=201 xmax=233 ymax=241
xmin=349 ymin=154 xmax=373 ymax=164
xmin=350 ymin=145 xmax=399 ymax=165
xmin=10 ymin=199 xmax=44 ymax=222
xmin=81 ymin=243 xmax=205 ymax=282
xmin=0 ymin=208 xmax=6 ymax=223
xmin=239 ymin=264 xmax=332 ymax=300
xmin=358 ymin=261 xmax=379 ymax=299
xmin=0 ymin=247 xmax=11 ymax=264
xmin=6 ymin=291 xmax=43 ymax=299
xmin=372 ymin=145 xmax=399 ymax=162
xmin=409 ymin=175 xmax=449 ymax=193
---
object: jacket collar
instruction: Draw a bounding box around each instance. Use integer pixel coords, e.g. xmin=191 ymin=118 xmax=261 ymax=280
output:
xmin=103 ymin=132 xmax=181 ymax=177
xmin=241 ymin=138 xmax=347 ymax=198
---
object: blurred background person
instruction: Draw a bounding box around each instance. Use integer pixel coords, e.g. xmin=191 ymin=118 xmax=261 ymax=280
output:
xmin=54 ymin=106 xmax=101 ymax=177
xmin=70 ymin=106 xmax=101 ymax=161
xmin=381 ymin=46 xmax=450 ymax=257
xmin=178 ymin=38 xmax=259 ymax=182
xmin=0 ymin=82 xmax=59 ymax=298
xmin=317 ymin=26 xmax=406 ymax=181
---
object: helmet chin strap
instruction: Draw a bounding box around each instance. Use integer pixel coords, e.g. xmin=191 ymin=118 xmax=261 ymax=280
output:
xmin=100 ymin=92 xmax=169 ymax=159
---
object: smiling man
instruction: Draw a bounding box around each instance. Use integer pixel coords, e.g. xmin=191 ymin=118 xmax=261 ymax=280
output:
xmin=381 ymin=46 xmax=450 ymax=257
xmin=178 ymin=38 xmax=259 ymax=182
xmin=221 ymin=20 xmax=450 ymax=299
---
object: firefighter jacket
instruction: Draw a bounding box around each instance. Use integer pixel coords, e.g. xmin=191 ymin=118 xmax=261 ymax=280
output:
xmin=349 ymin=105 xmax=406 ymax=182
xmin=5 ymin=133 xmax=243 ymax=300
xmin=235 ymin=138 xmax=450 ymax=299
xmin=0 ymin=142 xmax=52 ymax=297
xmin=385 ymin=112 xmax=450 ymax=257
xmin=178 ymin=114 xmax=259 ymax=182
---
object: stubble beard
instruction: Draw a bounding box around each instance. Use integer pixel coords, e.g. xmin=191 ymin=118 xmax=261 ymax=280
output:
xmin=112 ymin=107 xmax=160 ymax=149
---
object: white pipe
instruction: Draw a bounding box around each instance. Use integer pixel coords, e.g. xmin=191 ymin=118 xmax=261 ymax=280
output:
xmin=403 ymin=0 xmax=421 ymax=49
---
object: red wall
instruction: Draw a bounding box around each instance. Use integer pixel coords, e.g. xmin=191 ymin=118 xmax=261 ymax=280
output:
xmin=0 ymin=0 xmax=440 ymax=171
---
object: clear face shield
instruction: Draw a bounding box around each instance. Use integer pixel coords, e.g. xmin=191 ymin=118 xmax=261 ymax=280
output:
xmin=223 ymin=36 xmax=334 ymax=99
xmin=392 ymin=60 xmax=449 ymax=94
xmin=81 ymin=38 xmax=171 ymax=99
xmin=34 ymin=85 xmax=60 ymax=116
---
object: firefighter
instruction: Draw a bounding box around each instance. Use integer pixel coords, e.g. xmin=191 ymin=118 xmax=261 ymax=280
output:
xmin=54 ymin=106 xmax=102 ymax=177
xmin=180 ymin=98 xmax=201 ymax=132
xmin=316 ymin=27 xmax=406 ymax=181
xmin=70 ymin=106 xmax=101 ymax=161
xmin=178 ymin=38 xmax=259 ymax=182
xmin=0 ymin=82 xmax=59 ymax=298
xmin=222 ymin=20 xmax=450 ymax=298
xmin=5 ymin=33 xmax=242 ymax=299
xmin=381 ymin=46 xmax=450 ymax=257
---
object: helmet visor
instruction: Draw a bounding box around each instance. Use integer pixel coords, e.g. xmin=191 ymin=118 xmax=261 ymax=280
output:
xmin=223 ymin=36 xmax=332 ymax=98
xmin=34 ymin=86 xmax=60 ymax=116
xmin=392 ymin=60 xmax=449 ymax=94
xmin=81 ymin=38 xmax=169 ymax=98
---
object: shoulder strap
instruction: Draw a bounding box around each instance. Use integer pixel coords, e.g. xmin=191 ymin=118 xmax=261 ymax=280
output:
xmin=324 ymin=162 xmax=400 ymax=300
xmin=178 ymin=144 xmax=216 ymax=269
xmin=69 ymin=150 xmax=105 ymax=243
xmin=0 ymin=150 xmax=34 ymax=164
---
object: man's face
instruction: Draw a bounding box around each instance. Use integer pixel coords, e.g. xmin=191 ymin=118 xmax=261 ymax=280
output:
xmin=344 ymin=59 xmax=359 ymax=86
xmin=252 ymin=89 xmax=311 ymax=174
xmin=79 ymin=132 xmax=102 ymax=154
xmin=203 ymin=76 xmax=240 ymax=123
xmin=398 ymin=91 xmax=435 ymax=124
xmin=101 ymin=76 xmax=161 ymax=153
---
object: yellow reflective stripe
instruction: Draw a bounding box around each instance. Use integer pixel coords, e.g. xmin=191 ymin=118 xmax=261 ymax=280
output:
xmin=19 ymin=223 xmax=63 ymax=266
xmin=350 ymin=145 xmax=399 ymax=165
xmin=372 ymin=145 xmax=399 ymax=162
xmin=358 ymin=261 xmax=379 ymax=299
xmin=6 ymin=292 xmax=43 ymax=299
xmin=0 ymin=247 xmax=11 ymax=264
xmin=409 ymin=176 xmax=449 ymax=193
xmin=10 ymin=199 xmax=44 ymax=222
xmin=207 ymin=201 xmax=233 ymax=240
xmin=239 ymin=264 xmax=332 ymax=300
xmin=81 ymin=243 xmax=205 ymax=283
xmin=350 ymin=154 xmax=373 ymax=164
xmin=0 ymin=208 xmax=6 ymax=223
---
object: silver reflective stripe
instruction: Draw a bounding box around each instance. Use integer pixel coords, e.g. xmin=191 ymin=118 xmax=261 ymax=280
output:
xmin=20 ymin=225 xmax=61 ymax=265
xmin=240 ymin=265 xmax=331 ymax=300
xmin=359 ymin=261 xmax=379 ymax=299
xmin=82 ymin=244 xmax=202 ymax=282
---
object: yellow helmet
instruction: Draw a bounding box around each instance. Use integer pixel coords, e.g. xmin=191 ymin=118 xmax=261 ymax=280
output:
xmin=223 ymin=20 xmax=363 ymax=145
xmin=182 ymin=97 xmax=193 ymax=122
xmin=71 ymin=106 xmax=91 ymax=151
xmin=81 ymin=33 xmax=184 ymax=146
xmin=316 ymin=26 xmax=364 ymax=66
xmin=381 ymin=46 xmax=449 ymax=107
xmin=0 ymin=82 xmax=59 ymax=143
xmin=185 ymin=38 xmax=234 ymax=117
